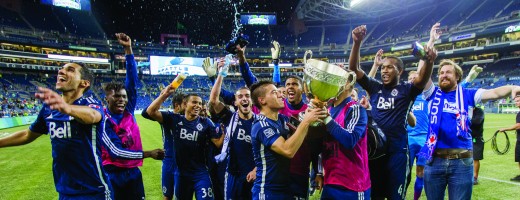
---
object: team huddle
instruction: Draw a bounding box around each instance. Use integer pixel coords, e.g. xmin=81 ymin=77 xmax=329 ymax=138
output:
xmin=1 ymin=23 xmax=520 ymax=200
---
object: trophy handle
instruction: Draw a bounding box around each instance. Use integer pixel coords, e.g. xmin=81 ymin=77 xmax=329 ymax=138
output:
xmin=345 ymin=71 xmax=357 ymax=87
xmin=304 ymin=50 xmax=313 ymax=64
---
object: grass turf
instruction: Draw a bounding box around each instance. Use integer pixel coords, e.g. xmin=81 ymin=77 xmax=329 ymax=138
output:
xmin=0 ymin=114 xmax=519 ymax=199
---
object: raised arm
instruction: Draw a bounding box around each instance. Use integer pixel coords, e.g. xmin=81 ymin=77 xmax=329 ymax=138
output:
xmin=35 ymin=87 xmax=101 ymax=124
xmin=236 ymin=45 xmax=258 ymax=87
xmin=102 ymin=123 xmax=164 ymax=160
xmin=145 ymin=84 xmax=176 ymax=123
xmin=116 ymin=33 xmax=138 ymax=113
xmin=271 ymin=41 xmax=281 ymax=85
xmin=324 ymin=105 xmax=368 ymax=149
xmin=418 ymin=23 xmax=442 ymax=90
xmin=209 ymin=59 xmax=227 ymax=114
xmin=349 ymin=25 xmax=367 ymax=81
xmin=271 ymin=108 xmax=328 ymax=158
xmin=462 ymin=65 xmax=483 ymax=86
xmin=368 ymin=49 xmax=384 ymax=78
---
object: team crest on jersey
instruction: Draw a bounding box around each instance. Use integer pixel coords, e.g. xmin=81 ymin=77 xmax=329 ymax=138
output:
xmin=391 ymin=89 xmax=398 ymax=96
xmin=263 ymin=128 xmax=275 ymax=138
xmin=196 ymin=123 xmax=203 ymax=131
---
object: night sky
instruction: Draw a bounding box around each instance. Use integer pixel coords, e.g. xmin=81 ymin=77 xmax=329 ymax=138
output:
xmin=90 ymin=0 xmax=299 ymax=45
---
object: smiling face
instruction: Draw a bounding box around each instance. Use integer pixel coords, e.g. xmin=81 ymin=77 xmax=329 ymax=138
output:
xmin=184 ymin=95 xmax=202 ymax=119
xmin=278 ymin=86 xmax=286 ymax=99
xmin=56 ymin=63 xmax=88 ymax=93
xmin=380 ymin=58 xmax=401 ymax=86
xmin=234 ymin=88 xmax=252 ymax=115
xmin=105 ymin=88 xmax=128 ymax=114
xmin=285 ymin=77 xmax=303 ymax=105
xmin=438 ymin=64 xmax=460 ymax=92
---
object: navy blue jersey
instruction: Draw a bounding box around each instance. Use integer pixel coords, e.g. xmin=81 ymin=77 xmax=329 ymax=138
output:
xmin=218 ymin=108 xmax=256 ymax=174
xmin=29 ymin=92 xmax=143 ymax=195
xmin=407 ymin=94 xmax=429 ymax=136
xmin=251 ymin=114 xmax=291 ymax=193
xmin=358 ymin=75 xmax=421 ymax=151
xmin=162 ymin=112 xmax=219 ymax=175
xmin=424 ymin=85 xmax=483 ymax=150
xmin=142 ymin=109 xmax=175 ymax=159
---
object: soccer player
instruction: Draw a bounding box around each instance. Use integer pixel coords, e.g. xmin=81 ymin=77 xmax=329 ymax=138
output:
xmin=0 ymin=62 xmax=161 ymax=199
xmin=316 ymin=72 xmax=370 ymax=199
xmin=101 ymin=33 xmax=165 ymax=200
xmin=406 ymin=70 xmax=429 ymax=200
xmin=249 ymin=80 xmax=326 ymax=200
xmin=421 ymin=57 xmax=520 ymax=199
xmin=349 ymin=24 xmax=437 ymax=200
xmin=143 ymin=86 xmax=224 ymax=200
xmin=210 ymin=59 xmax=257 ymax=200
xmin=152 ymin=92 xmax=185 ymax=200
xmin=499 ymin=96 xmax=520 ymax=182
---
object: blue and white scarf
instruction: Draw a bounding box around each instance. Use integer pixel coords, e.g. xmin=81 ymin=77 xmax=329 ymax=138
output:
xmin=419 ymin=86 xmax=470 ymax=162
xmin=214 ymin=112 xmax=257 ymax=163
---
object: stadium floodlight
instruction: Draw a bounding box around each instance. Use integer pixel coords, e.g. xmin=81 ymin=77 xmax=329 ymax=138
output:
xmin=47 ymin=54 xmax=110 ymax=63
xmin=350 ymin=0 xmax=364 ymax=7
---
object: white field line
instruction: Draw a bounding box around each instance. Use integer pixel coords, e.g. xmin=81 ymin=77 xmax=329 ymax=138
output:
xmin=479 ymin=176 xmax=520 ymax=186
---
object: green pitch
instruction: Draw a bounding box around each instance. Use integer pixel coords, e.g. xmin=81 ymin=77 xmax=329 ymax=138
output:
xmin=0 ymin=114 xmax=519 ymax=199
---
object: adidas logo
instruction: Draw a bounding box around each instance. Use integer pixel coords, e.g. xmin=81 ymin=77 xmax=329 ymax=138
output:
xmin=46 ymin=113 xmax=53 ymax=119
xmin=238 ymin=121 xmax=242 ymax=125
xmin=178 ymin=121 xmax=183 ymax=125
xmin=378 ymin=90 xmax=382 ymax=94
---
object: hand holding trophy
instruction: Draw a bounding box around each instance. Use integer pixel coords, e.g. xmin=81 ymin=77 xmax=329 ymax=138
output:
xmin=300 ymin=50 xmax=356 ymax=126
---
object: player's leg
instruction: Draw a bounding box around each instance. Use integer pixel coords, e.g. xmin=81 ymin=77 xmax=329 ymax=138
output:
xmin=104 ymin=166 xmax=126 ymax=200
xmin=321 ymin=185 xmax=370 ymax=200
xmin=424 ymin=158 xmax=448 ymax=200
xmin=121 ymin=167 xmax=145 ymax=200
xmin=162 ymin=158 xmax=175 ymax=200
xmin=447 ymin=158 xmax=473 ymax=200
xmin=512 ymin=135 xmax=520 ymax=182
xmin=386 ymin=151 xmax=410 ymax=200
xmin=368 ymin=154 xmax=389 ymax=200
xmin=289 ymin=173 xmax=310 ymax=199
xmin=473 ymin=137 xmax=484 ymax=185
xmin=409 ymin=142 xmax=424 ymax=200
xmin=193 ymin=172 xmax=215 ymax=200
xmin=174 ymin=175 xmax=195 ymax=200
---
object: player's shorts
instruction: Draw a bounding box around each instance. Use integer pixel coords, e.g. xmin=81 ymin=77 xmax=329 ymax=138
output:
xmin=289 ymin=173 xmax=310 ymax=199
xmin=225 ymin=171 xmax=253 ymax=200
xmin=369 ymin=151 xmax=410 ymax=200
xmin=408 ymin=135 xmax=427 ymax=167
xmin=175 ymin=171 xmax=214 ymax=200
xmin=104 ymin=165 xmax=144 ymax=200
xmin=515 ymin=133 xmax=520 ymax=162
xmin=321 ymin=184 xmax=370 ymax=200
xmin=162 ymin=157 xmax=175 ymax=198
xmin=473 ymin=137 xmax=485 ymax=160
xmin=59 ymin=191 xmax=113 ymax=200
xmin=252 ymin=190 xmax=290 ymax=200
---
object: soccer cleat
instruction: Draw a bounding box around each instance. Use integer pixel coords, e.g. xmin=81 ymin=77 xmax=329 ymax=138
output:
xmin=511 ymin=175 xmax=520 ymax=182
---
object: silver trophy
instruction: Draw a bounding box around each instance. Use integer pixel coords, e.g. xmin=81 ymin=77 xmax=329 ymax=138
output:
xmin=301 ymin=50 xmax=356 ymax=126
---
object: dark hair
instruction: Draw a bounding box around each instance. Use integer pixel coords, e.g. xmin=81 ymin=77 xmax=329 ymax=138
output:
xmin=74 ymin=62 xmax=94 ymax=93
xmin=235 ymin=86 xmax=250 ymax=94
xmin=285 ymin=75 xmax=303 ymax=85
xmin=385 ymin=56 xmax=404 ymax=73
xmin=183 ymin=93 xmax=201 ymax=102
xmin=103 ymin=82 xmax=125 ymax=94
xmin=172 ymin=92 xmax=186 ymax=106
xmin=250 ymin=80 xmax=274 ymax=109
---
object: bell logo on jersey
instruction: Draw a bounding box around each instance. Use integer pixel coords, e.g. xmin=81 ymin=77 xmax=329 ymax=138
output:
xmin=49 ymin=122 xmax=71 ymax=139
xmin=180 ymin=128 xmax=198 ymax=141
xmin=236 ymin=128 xmax=251 ymax=143
xmin=376 ymin=97 xmax=395 ymax=110
xmin=412 ymin=102 xmax=424 ymax=111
